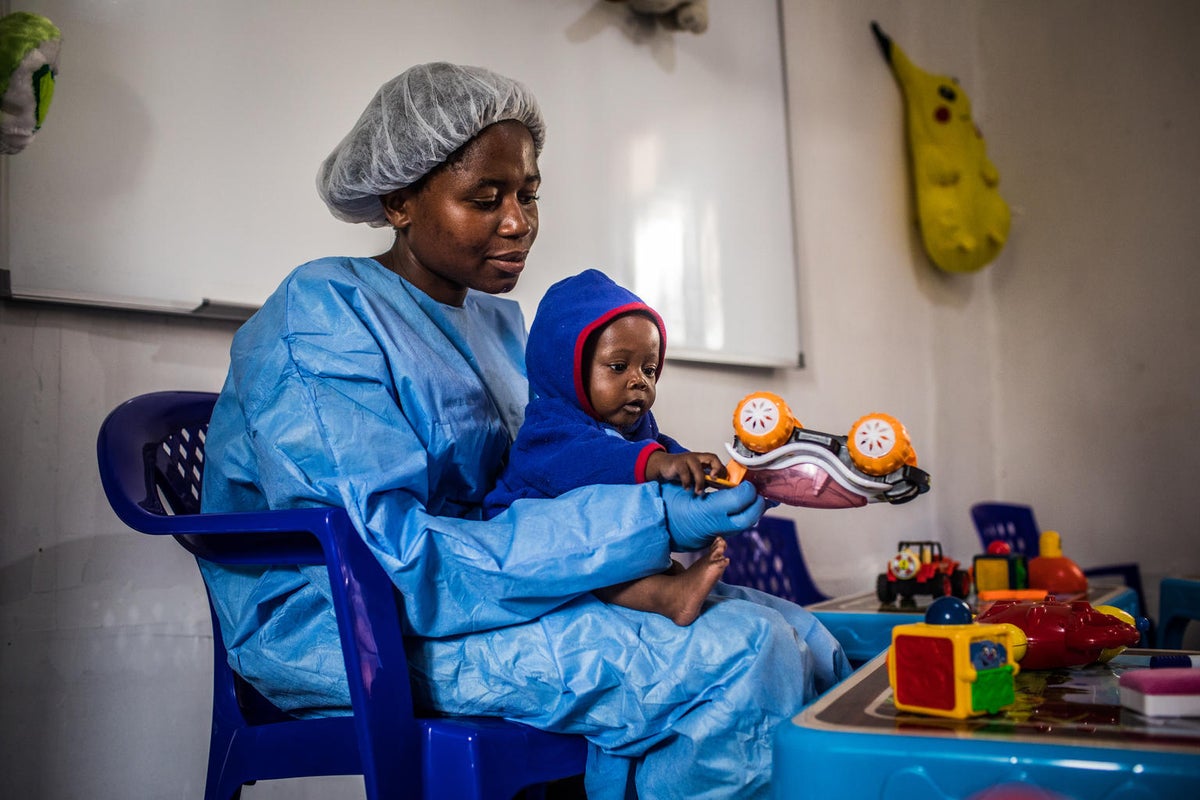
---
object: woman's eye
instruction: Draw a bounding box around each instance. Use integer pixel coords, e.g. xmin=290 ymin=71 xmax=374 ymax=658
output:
xmin=520 ymin=193 xmax=540 ymax=205
xmin=471 ymin=197 xmax=500 ymax=209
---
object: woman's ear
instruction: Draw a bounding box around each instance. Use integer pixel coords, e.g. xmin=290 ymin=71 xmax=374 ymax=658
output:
xmin=380 ymin=188 xmax=412 ymax=230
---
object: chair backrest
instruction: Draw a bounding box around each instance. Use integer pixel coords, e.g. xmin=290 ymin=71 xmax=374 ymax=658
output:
xmin=97 ymin=391 xmax=420 ymax=798
xmin=721 ymin=516 xmax=828 ymax=606
xmin=970 ymin=502 xmax=1041 ymax=557
xmin=98 ymin=391 xmax=220 ymax=530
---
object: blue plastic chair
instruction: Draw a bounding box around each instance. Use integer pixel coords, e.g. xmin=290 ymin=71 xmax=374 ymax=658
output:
xmin=970 ymin=502 xmax=1042 ymax=558
xmin=1158 ymin=576 xmax=1200 ymax=650
xmin=721 ymin=516 xmax=829 ymax=606
xmin=97 ymin=391 xmax=586 ymax=800
xmin=970 ymin=501 xmax=1151 ymax=643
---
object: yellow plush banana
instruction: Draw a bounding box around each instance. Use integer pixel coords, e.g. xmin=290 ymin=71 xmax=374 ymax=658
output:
xmin=872 ymin=22 xmax=1010 ymax=273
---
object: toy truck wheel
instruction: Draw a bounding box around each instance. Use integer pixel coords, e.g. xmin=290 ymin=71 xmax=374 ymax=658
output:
xmin=929 ymin=574 xmax=951 ymax=598
xmin=733 ymin=392 xmax=797 ymax=453
xmin=877 ymin=574 xmax=897 ymax=603
xmin=847 ymin=413 xmax=917 ymax=476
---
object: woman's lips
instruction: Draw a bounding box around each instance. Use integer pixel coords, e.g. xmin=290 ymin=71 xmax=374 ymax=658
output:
xmin=488 ymin=251 xmax=528 ymax=275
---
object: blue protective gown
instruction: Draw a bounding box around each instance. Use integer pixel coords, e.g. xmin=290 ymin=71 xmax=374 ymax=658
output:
xmin=200 ymin=256 xmax=851 ymax=800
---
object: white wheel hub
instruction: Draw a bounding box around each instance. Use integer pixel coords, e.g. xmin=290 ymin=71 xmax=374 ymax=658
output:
xmin=854 ymin=417 xmax=896 ymax=456
xmin=739 ymin=397 xmax=780 ymax=435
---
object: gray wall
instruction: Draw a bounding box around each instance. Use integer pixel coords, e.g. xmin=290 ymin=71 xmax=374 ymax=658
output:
xmin=3 ymin=1 xmax=1199 ymax=797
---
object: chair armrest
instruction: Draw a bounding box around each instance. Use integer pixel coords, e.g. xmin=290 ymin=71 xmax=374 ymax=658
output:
xmin=111 ymin=503 xmax=359 ymax=567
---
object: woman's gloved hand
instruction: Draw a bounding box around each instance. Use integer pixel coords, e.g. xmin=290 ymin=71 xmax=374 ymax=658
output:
xmin=662 ymin=481 xmax=766 ymax=552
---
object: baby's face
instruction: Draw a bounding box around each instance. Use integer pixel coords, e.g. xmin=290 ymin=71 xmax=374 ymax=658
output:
xmin=586 ymin=314 xmax=661 ymax=432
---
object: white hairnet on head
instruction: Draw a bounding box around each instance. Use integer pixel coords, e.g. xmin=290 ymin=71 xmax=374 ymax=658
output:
xmin=317 ymin=62 xmax=546 ymax=227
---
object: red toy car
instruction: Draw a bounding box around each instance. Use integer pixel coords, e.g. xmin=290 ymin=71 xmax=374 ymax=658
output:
xmin=877 ymin=540 xmax=971 ymax=604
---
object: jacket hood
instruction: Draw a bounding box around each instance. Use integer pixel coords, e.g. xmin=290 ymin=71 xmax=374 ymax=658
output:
xmin=525 ymin=269 xmax=666 ymax=419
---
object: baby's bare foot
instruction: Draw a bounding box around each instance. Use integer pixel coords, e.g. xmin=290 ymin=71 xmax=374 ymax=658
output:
xmin=668 ymin=537 xmax=730 ymax=626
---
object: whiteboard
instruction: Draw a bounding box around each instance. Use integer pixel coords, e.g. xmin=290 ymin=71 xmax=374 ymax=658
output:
xmin=3 ymin=0 xmax=801 ymax=367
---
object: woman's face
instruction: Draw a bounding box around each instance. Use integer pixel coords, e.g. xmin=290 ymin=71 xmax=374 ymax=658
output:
xmin=382 ymin=120 xmax=541 ymax=306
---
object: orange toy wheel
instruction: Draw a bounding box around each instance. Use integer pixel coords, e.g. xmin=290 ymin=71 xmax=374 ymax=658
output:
xmin=732 ymin=392 xmax=798 ymax=454
xmin=847 ymin=413 xmax=916 ymax=476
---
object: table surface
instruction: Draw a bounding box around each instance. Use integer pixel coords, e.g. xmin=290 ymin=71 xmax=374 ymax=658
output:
xmin=775 ymin=648 xmax=1200 ymax=799
xmin=799 ymin=648 xmax=1200 ymax=751
xmin=808 ymin=583 xmax=1139 ymax=664
xmin=808 ymin=582 xmax=1135 ymax=616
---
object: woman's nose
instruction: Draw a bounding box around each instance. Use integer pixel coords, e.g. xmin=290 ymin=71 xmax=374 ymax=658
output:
xmin=497 ymin=198 xmax=534 ymax=237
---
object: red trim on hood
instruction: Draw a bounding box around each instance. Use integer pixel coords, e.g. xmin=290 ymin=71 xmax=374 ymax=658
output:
xmin=573 ymin=302 xmax=668 ymax=418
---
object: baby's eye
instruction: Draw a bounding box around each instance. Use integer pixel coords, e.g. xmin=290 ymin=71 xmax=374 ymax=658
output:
xmin=642 ymin=366 xmax=658 ymax=379
xmin=608 ymin=362 xmax=627 ymax=373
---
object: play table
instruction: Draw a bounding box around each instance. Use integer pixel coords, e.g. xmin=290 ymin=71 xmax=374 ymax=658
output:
xmin=775 ymin=648 xmax=1200 ymax=799
xmin=808 ymin=583 xmax=1139 ymax=665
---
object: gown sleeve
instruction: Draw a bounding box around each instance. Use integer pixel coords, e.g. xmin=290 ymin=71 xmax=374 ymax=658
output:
xmin=208 ymin=264 xmax=674 ymax=638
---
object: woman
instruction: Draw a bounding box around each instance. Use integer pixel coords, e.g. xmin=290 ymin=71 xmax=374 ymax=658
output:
xmin=200 ymin=62 xmax=850 ymax=799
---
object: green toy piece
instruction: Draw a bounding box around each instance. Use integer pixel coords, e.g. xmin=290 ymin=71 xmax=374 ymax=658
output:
xmin=1 ymin=11 xmax=62 ymax=155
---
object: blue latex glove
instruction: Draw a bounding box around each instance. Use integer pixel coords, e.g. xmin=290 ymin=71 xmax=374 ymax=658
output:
xmin=663 ymin=481 xmax=766 ymax=552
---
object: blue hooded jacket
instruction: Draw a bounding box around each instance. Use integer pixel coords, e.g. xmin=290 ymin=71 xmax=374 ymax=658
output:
xmin=484 ymin=269 xmax=686 ymax=516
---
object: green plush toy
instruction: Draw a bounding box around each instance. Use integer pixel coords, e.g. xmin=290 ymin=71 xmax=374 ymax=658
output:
xmin=1 ymin=11 xmax=61 ymax=155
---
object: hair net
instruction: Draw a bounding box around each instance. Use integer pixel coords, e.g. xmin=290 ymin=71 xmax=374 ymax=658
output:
xmin=317 ymin=62 xmax=546 ymax=227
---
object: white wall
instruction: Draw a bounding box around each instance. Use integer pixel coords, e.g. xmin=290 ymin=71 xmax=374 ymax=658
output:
xmin=3 ymin=1 xmax=1199 ymax=797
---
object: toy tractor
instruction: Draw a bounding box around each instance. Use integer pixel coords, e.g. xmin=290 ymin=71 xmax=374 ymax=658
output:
xmin=877 ymin=540 xmax=971 ymax=605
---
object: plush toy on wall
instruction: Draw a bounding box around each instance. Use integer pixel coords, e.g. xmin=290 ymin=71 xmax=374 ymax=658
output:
xmin=871 ymin=21 xmax=1010 ymax=273
xmin=0 ymin=11 xmax=61 ymax=155
xmin=606 ymin=0 xmax=709 ymax=35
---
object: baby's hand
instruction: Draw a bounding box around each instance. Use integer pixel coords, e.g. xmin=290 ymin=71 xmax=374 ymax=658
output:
xmin=646 ymin=451 xmax=728 ymax=494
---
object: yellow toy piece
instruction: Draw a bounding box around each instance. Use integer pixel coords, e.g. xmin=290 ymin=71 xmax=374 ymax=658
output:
xmin=871 ymin=22 xmax=1010 ymax=273
xmin=1094 ymin=605 xmax=1138 ymax=662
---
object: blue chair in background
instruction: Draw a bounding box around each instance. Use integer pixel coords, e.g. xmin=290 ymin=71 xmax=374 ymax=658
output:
xmin=1158 ymin=576 xmax=1200 ymax=650
xmin=970 ymin=501 xmax=1151 ymax=643
xmin=970 ymin=502 xmax=1042 ymax=558
xmin=721 ymin=516 xmax=829 ymax=606
xmin=97 ymin=391 xmax=586 ymax=800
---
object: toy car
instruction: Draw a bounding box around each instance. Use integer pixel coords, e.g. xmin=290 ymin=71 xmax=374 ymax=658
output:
xmin=722 ymin=392 xmax=931 ymax=509
xmin=975 ymin=597 xmax=1142 ymax=670
xmin=877 ymin=540 xmax=971 ymax=604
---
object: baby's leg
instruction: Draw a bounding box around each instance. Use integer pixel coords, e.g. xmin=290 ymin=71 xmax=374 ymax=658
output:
xmin=594 ymin=537 xmax=729 ymax=626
